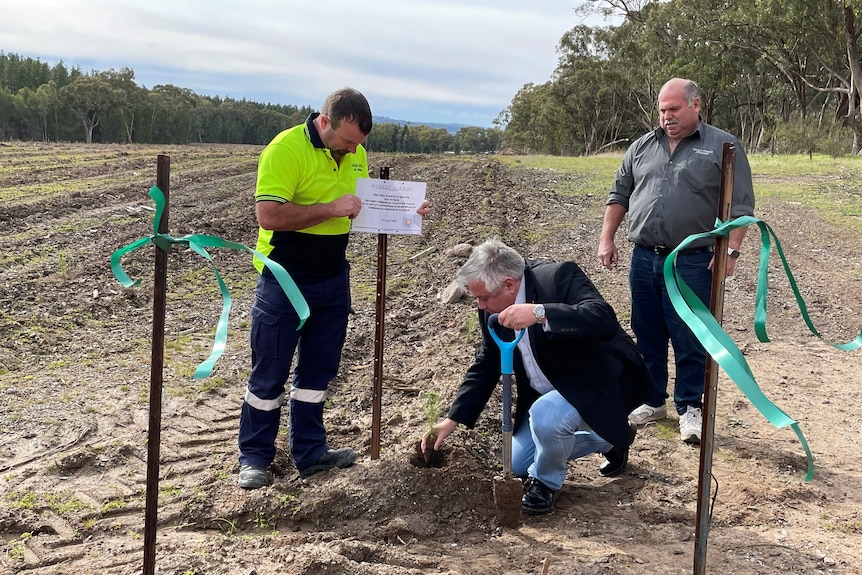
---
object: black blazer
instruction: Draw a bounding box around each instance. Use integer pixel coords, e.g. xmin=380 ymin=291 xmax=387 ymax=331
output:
xmin=447 ymin=259 xmax=652 ymax=448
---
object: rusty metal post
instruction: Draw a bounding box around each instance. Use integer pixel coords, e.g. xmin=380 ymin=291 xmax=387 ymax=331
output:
xmin=370 ymin=166 xmax=390 ymax=460
xmin=694 ymin=142 xmax=735 ymax=574
xmin=143 ymin=155 xmax=170 ymax=575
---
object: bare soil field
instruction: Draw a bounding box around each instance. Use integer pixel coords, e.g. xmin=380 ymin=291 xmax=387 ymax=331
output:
xmin=1 ymin=142 xmax=861 ymax=575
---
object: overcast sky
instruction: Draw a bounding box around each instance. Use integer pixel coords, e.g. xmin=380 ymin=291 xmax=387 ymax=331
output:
xmin=2 ymin=1 xmax=619 ymax=127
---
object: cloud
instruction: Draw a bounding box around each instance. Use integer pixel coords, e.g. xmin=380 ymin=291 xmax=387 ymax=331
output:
xmin=2 ymin=0 xmax=615 ymax=126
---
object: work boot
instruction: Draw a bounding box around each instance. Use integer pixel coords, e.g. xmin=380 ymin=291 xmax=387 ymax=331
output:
xmin=298 ymin=447 xmax=358 ymax=478
xmin=238 ymin=465 xmax=269 ymax=490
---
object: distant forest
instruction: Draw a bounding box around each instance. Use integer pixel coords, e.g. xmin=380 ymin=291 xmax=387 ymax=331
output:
xmin=3 ymin=0 xmax=862 ymax=156
xmin=0 ymin=52 xmax=501 ymax=154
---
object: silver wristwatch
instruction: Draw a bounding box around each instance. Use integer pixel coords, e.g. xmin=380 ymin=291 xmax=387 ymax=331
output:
xmin=533 ymin=304 xmax=546 ymax=324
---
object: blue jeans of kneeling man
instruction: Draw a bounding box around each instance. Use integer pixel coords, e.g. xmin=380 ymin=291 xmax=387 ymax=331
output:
xmin=512 ymin=390 xmax=613 ymax=491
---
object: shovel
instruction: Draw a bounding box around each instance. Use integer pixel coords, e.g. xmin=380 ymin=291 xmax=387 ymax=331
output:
xmin=487 ymin=313 xmax=525 ymax=528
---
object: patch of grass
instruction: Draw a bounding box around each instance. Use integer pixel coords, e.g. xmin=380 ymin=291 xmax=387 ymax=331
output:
xmin=748 ymin=153 xmax=862 ymax=178
xmin=464 ymin=311 xmax=478 ymax=342
xmin=159 ymin=484 xmax=182 ymax=497
xmin=81 ymin=518 xmax=97 ymax=530
xmin=5 ymin=491 xmax=93 ymax=515
xmin=251 ymin=512 xmax=274 ymax=530
xmin=651 ymin=420 xmax=679 ymax=442
xmin=754 ymin=180 xmax=862 ymax=232
xmin=498 ymin=154 xmax=618 ymax=197
xmin=214 ymin=517 xmax=238 ymax=536
xmin=496 ymin=152 xmax=862 ymax=236
xmin=825 ymin=520 xmax=862 ymax=535
xmin=198 ymin=376 xmax=228 ymax=393
xmin=717 ymin=448 xmax=738 ymax=464
xmin=5 ymin=532 xmax=32 ymax=561
xmin=45 ymin=493 xmax=93 ymax=514
xmin=100 ymin=498 xmax=127 ymax=514
xmin=7 ymin=491 xmax=39 ymax=509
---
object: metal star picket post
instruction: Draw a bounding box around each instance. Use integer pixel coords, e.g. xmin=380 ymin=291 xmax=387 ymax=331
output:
xmin=111 ymin=155 xmax=310 ymax=575
xmin=664 ymin=144 xmax=862 ymax=573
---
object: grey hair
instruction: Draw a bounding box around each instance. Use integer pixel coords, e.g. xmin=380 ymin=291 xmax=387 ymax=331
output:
xmin=455 ymin=238 xmax=524 ymax=294
xmin=682 ymin=80 xmax=700 ymax=107
xmin=659 ymin=78 xmax=700 ymax=108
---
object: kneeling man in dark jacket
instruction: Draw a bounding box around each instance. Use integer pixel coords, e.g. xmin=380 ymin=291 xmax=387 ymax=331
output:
xmin=421 ymin=239 xmax=652 ymax=515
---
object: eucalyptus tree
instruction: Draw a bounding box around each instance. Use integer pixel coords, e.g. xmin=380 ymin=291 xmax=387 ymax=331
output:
xmin=413 ymin=125 xmax=453 ymax=153
xmin=0 ymin=86 xmax=13 ymax=139
xmin=550 ymin=24 xmax=641 ymax=154
xmin=501 ymin=82 xmax=553 ymax=153
xmin=455 ymin=126 xmax=493 ymax=154
xmin=247 ymin=107 xmax=291 ymax=144
xmin=147 ymin=84 xmax=197 ymax=144
xmin=658 ymin=0 xmax=861 ymax=152
xmin=365 ymin=121 xmax=398 ymax=152
xmin=59 ymin=74 xmax=120 ymax=143
xmin=13 ymin=87 xmax=40 ymax=140
xmin=100 ymin=68 xmax=145 ymax=143
xmin=34 ymin=81 xmax=59 ymax=142
xmin=191 ymin=97 xmax=219 ymax=142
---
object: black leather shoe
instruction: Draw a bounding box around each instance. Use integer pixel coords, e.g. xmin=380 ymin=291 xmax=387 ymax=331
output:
xmin=599 ymin=422 xmax=637 ymax=477
xmin=522 ymin=477 xmax=559 ymax=515
xmin=299 ymin=447 xmax=358 ymax=478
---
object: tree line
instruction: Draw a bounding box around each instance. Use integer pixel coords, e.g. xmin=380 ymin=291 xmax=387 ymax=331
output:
xmin=501 ymin=0 xmax=862 ymax=156
xmin=4 ymin=0 xmax=862 ymax=156
xmin=0 ymin=52 xmax=502 ymax=154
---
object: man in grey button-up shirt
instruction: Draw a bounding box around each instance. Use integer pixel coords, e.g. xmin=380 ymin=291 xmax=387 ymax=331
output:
xmin=597 ymin=78 xmax=755 ymax=445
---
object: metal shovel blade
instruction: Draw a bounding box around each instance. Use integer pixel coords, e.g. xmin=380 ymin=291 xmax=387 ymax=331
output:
xmin=487 ymin=315 xmax=525 ymax=528
xmin=493 ymin=394 xmax=522 ymax=527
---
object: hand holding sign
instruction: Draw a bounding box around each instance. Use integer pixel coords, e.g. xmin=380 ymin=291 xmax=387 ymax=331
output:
xmin=351 ymin=177 xmax=427 ymax=235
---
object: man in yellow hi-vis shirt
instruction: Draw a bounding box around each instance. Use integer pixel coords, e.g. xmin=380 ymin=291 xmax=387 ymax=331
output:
xmin=238 ymin=87 xmax=429 ymax=489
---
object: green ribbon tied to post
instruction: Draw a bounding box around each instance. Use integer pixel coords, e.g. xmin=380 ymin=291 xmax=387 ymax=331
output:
xmin=110 ymin=185 xmax=310 ymax=379
xmin=665 ymin=216 xmax=862 ymax=482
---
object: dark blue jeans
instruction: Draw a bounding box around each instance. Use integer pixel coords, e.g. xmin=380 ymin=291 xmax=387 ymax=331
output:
xmin=239 ymin=270 xmax=351 ymax=470
xmin=629 ymin=245 xmax=712 ymax=415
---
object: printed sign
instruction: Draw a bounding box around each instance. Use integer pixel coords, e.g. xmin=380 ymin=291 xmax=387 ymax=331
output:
xmin=352 ymin=178 xmax=427 ymax=235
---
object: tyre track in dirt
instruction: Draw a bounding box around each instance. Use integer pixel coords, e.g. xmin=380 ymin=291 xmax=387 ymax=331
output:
xmin=2 ymin=380 xmax=246 ymax=573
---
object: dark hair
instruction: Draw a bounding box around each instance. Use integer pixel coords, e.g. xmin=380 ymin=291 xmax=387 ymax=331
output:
xmin=321 ymin=88 xmax=373 ymax=135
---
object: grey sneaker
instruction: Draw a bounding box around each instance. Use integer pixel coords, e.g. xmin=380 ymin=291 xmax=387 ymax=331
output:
xmin=679 ymin=406 xmax=703 ymax=444
xmin=299 ymin=447 xmax=358 ymax=478
xmin=238 ymin=464 xmax=269 ymax=490
xmin=628 ymin=403 xmax=668 ymax=425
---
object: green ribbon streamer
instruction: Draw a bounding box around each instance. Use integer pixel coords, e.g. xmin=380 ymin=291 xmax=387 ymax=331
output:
xmin=111 ymin=186 xmax=309 ymax=379
xmin=750 ymin=219 xmax=862 ymax=351
xmin=663 ymin=216 xmax=860 ymax=481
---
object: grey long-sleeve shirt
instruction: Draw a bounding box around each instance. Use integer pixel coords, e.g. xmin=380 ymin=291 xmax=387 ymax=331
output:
xmin=607 ymin=121 xmax=755 ymax=250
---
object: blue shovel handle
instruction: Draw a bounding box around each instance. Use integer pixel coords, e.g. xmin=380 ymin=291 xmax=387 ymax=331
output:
xmin=488 ymin=313 xmax=525 ymax=450
xmin=487 ymin=313 xmax=525 ymax=375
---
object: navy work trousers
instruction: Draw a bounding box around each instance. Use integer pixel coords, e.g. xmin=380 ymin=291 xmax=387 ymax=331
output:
xmin=238 ymin=270 xmax=350 ymax=471
xmin=629 ymin=245 xmax=712 ymax=415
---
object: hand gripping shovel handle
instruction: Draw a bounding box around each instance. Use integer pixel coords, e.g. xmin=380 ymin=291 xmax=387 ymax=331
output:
xmin=487 ymin=314 xmax=525 ymax=476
